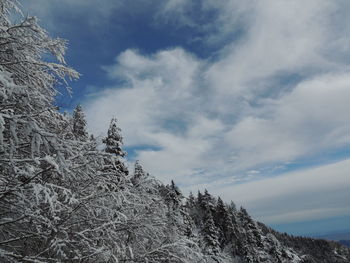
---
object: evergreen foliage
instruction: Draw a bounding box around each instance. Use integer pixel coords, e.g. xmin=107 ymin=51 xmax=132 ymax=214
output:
xmin=215 ymin=197 xmax=234 ymax=248
xmin=202 ymin=210 xmax=221 ymax=255
xmin=102 ymin=117 xmax=128 ymax=175
xmin=103 ymin=118 xmax=126 ymax=157
xmin=131 ymin=160 xmax=145 ymax=186
xmin=72 ymin=104 xmax=88 ymax=140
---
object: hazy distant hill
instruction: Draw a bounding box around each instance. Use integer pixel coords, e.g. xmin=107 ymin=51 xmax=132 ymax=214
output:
xmin=315 ymin=232 xmax=350 ymax=241
xmin=339 ymin=240 xmax=350 ymax=248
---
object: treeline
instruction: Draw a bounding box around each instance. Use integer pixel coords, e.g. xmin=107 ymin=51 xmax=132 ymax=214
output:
xmin=182 ymin=190 xmax=302 ymax=262
xmin=258 ymin=223 xmax=350 ymax=263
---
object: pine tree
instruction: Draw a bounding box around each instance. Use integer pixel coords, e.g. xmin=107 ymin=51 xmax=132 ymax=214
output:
xmin=199 ymin=189 xmax=216 ymax=216
xmin=159 ymin=180 xmax=183 ymax=210
xmin=229 ymin=200 xmax=237 ymax=212
xmin=102 ymin=118 xmax=128 ymax=176
xmin=169 ymin=180 xmax=182 ymax=207
xmin=215 ymin=197 xmax=234 ymax=247
xmin=103 ymin=117 xmax=126 ymax=157
xmin=183 ymin=199 xmax=196 ymax=238
xmin=88 ymin=134 xmax=97 ymax=150
xmin=238 ymin=207 xmax=264 ymax=261
xmin=132 ymin=160 xmax=145 ymax=186
xmin=72 ymin=104 xmax=88 ymax=140
xmin=202 ymin=209 xmax=221 ymax=255
xmin=197 ymin=190 xmax=203 ymax=206
xmin=186 ymin=191 xmax=195 ymax=210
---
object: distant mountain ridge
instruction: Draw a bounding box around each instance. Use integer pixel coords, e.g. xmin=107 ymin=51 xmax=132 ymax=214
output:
xmin=315 ymin=232 xmax=350 ymax=241
xmin=338 ymin=240 xmax=350 ymax=248
xmin=312 ymin=232 xmax=350 ymax=248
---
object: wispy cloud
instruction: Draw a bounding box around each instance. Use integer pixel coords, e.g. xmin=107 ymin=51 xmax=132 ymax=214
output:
xmin=225 ymin=73 xmax=350 ymax=171
xmin=85 ymin=48 xmax=227 ymax=183
xmin=86 ymin=0 xmax=350 ymax=177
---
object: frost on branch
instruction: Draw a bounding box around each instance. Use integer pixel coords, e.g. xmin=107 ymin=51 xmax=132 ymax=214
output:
xmin=0 ymin=2 xmax=203 ymax=262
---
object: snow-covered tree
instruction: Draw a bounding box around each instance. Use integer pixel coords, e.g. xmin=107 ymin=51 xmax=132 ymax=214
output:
xmin=100 ymin=118 xmax=128 ymax=178
xmin=72 ymin=104 xmax=88 ymax=140
xmin=199 ymin=189 xmax=216 ymax=217
xmin=0 ymin=2 xmax=197 ymax=261
xmin=215 ymin=197 xmax=234 ymax=247
xmin=0 ymin=0 xmax=81 ymax=261
xmin=131 ymin=160 xmax=145 ymax=186
xmin=103 ymin=117 xmax=126 ymax=157
xmin=202 ymin=210 xmax=221 ymax=256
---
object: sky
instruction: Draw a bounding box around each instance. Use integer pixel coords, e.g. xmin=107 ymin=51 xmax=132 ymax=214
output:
xmin=23 ymin=0 xmax=350 ymax=236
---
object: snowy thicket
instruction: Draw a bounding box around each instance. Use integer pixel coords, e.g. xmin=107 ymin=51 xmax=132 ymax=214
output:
xmin=0 ymin=1 xmax=349 ymax=262
xmin=0 ymin=1 xmax=202 ymax=262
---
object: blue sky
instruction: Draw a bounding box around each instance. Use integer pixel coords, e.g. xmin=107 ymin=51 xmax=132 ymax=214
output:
xmin=24 ymin=0 xmax=350 ymax=236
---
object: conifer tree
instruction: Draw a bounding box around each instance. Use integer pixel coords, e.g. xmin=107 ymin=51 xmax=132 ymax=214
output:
xmin=200 ymin=189 xmax=216 ymax=216
xmin=229 ymin=200 xmax=237 ymax=212
xmin=88 ymin=134 xmax=97 ymax=150
xmin=215 ymin=197 xmax=234 ymax=247
xmin=197 ymin=190 xmax=203 ymax=206
xmin=102 ymin=118 xmax=128 ymax=176
xmin=186 ymin=191 xmax=195 ymax=210
xmin=132 ymin=160 xmax=145 ymax=185
xmin=72 ymin=104 xmax=88 ymax=140
xmin=169 ymin=180 xmax=182 ymax=208
xmin=202 ymin=209 xmax=221 ymax=255
xmin=103 ymin=117 xmax=126 ymax=157
xmin=159 ymin=180 xmax=183 ymax=214
xmin=238 ymin=207 xmax=264 ymax=260
xmin=183 ymin=197 xmax=196 ymax=238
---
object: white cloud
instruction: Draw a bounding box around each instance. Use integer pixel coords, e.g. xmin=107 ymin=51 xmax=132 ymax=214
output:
xmin=86 ymin=48 xmax=202 ymax=143
xmin=205 ymin=0 xmax=338 ymax=106
xmin=82 ymin=0 xmax=350 ymax=225
xmin=217 ymin=159 xmax=350 ymax=224
xmin=225 ymin=73 xmax=350 ymax=171
xmin=85 ymin=48 xmax=228 ymax=184
xmin=85 ymin=0 xmax=350 ymax=177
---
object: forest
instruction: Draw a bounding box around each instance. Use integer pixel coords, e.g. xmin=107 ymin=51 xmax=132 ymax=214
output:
xmin=0 ymin=1 xmax=349 ymax=262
